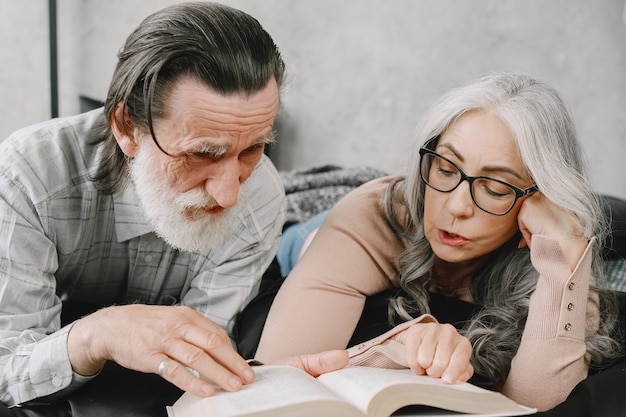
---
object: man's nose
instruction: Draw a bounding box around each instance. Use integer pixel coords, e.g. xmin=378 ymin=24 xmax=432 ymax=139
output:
xmin=204 ymin=161 xmax=242 ymax=209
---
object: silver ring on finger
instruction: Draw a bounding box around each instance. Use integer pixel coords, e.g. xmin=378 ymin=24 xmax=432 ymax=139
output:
xmin=157 ymin=358 xmax=171 ymax=378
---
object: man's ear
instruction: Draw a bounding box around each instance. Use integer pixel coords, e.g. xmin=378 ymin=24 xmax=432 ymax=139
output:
xmin=111 ymin=103 xmax=139 ymax=157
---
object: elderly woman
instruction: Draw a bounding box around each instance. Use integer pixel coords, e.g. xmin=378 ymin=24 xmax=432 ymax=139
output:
xmin=256 ymin=72 xmax=621 ymax=411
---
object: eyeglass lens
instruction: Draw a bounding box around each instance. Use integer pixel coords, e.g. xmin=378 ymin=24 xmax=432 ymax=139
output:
xmin=420 ymin=153 xmax=517 ymax=215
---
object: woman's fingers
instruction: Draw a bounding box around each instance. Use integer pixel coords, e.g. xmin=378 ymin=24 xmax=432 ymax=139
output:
xmin=395 ymin=322 xmax=473 ymax=383
xmin=272 ymin=350 xmax=349 ymax=377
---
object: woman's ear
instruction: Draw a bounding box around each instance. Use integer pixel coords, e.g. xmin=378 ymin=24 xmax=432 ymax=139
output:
xmin=111 ymin=103 xmax=139 ymax=157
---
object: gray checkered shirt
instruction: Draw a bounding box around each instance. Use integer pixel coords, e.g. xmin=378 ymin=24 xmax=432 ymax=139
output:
xmin=0 ymin=109 xmax=285 ymax=406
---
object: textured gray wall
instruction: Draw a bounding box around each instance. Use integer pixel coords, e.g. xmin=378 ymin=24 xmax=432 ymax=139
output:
xmin=2 ymin=0 xmax=626 ymax=199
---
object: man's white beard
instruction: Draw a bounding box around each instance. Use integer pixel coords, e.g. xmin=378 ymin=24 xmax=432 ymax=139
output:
xmin=128 ymin=145 xmax=246 ymax=253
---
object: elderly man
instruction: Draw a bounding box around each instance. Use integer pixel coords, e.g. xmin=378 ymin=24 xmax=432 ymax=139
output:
xmin=0 ymin=2 xmax=345 ymax=408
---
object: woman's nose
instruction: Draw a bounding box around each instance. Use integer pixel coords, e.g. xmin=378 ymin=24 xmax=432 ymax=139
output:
xmin=445 ymin=180 xmax=474 ymax=217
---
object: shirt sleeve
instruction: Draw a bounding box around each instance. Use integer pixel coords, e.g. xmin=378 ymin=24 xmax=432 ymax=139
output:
xmin=0 ymin=171 xmax=94 ymax=406
xmin=501 ymin=235 xmax=596 ymax=411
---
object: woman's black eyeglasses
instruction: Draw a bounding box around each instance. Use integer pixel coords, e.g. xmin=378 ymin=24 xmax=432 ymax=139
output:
xmin=418 ymin=140 xmax=538 ymax=216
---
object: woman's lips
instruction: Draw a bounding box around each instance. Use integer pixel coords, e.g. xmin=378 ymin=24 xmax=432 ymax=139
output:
xmin=438 ymin=229 xmax=469 ymax=246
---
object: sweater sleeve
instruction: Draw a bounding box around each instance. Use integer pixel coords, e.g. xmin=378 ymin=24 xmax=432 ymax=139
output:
xmin=501 ymin=235 xmax=596 ymax=411
xmin=255 ymin=177 xmax=404 ymax=363
xmin=346 ymin=314 xmax=436 ymax=368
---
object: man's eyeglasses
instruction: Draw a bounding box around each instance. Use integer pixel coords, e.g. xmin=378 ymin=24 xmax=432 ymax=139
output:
xmin=418 ymin=142 xmax=538 ymax=216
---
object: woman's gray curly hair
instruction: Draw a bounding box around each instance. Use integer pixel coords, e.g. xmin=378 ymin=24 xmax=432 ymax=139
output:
xmin=385 ymin=72 xmax=621 ymax=388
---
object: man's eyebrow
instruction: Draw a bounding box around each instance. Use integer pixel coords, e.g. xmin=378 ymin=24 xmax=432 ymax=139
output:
xmin=187 ymin=143 xmax=229 ymax=156
xmin=187 ymin=131 xmax=277 ymax=155
xmin=257 ymin=131 xmax=277 ymax=146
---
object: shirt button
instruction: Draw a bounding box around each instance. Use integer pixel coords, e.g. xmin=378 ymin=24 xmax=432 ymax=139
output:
xmin=564 ymin=323 xmax=572 ymax=331
xmin=568 ymin=282 xmax=576 ymax=291
xmin=567 ymin=302 xmax=574 ymax=311
xmin=51 ymin=374 xmax=62 ymax=387
xmin=144 ymin=255 xmax=154 ymax=263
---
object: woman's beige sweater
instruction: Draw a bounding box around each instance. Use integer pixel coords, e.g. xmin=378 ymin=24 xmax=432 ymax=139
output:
xmin=257 ymin=177 xmax=596 ymax=411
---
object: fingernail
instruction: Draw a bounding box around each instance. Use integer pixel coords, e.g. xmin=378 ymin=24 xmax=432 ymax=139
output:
xmin=228 ymin=376 xmax=242 ymax=390
xmin=201 ymin=383 xmax=213 ymax=396
xmin=442 ymin=372 xmax=455 ymax=384
xmin=243 ymin=368 xmax=255 ymax=382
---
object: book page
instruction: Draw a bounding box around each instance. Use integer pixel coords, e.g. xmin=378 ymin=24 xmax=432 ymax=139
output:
xmin=168 ymin=365 xmax=361 ymax=417
xmin=319 ymin=367 xmax=419 ymax=413
xmin=317 ymin=367 xmax=536 ymax=417
xmin=318 ymin=367 xmax=480 ymax=413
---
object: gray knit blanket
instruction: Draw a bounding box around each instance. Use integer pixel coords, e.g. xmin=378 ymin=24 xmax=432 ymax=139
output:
xmin=279 ymin=164 xmax=388 ymax=225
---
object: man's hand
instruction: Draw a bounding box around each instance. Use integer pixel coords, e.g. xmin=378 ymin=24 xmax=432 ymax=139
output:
xmin=67 ymin=304 xmax=254 ymax=398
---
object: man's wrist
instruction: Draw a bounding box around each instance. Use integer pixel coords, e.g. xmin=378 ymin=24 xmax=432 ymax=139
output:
xmin=67 ymin=313 xmax=107 ymax=376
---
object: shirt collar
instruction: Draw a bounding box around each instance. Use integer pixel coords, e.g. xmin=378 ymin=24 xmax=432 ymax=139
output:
xmin=113 ymin=184 xmax=154 ymax=242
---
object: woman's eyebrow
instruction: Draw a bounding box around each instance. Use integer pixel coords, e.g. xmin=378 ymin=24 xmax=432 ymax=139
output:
xmin=438 ymin=142 xmax=525 ymax=180
xmin=482 ymin=165 xmax=525 ymax=180
xmin=438 ymin=143 xmax=464 ymax=162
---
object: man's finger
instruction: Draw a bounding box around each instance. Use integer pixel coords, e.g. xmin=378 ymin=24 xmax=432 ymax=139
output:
xmin=178 ymin=320 xmax=255 ymax=385
xmin=157 ymin=356 xmax=216 ymax=398
xmin=162 ymin=338 xmax=247 ymax=393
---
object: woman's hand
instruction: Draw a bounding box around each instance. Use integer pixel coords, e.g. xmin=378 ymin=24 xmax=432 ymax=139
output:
xmin=517 ymin=193 xmax=588 ymax=271
xmin=269 ymin=350 xmax=349 ymax=377
xmin=391 ymin=322 xmax=473 ymax=383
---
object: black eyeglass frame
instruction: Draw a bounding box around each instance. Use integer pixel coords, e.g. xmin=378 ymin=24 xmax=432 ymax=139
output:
xmin=418 ymin=141 xmax=539 ymax=216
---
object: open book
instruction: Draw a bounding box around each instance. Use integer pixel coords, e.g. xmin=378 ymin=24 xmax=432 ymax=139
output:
xmin=166 ymin=365 xmax=536 ymax=417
